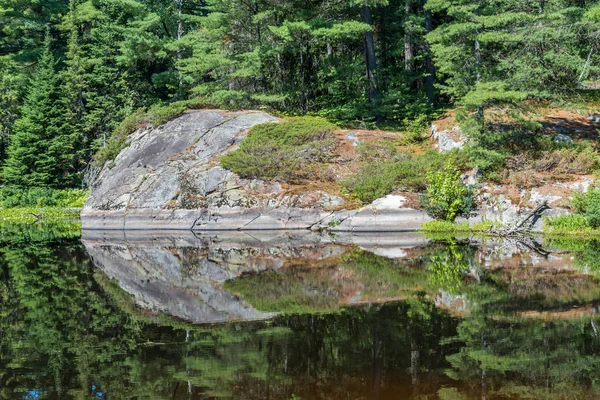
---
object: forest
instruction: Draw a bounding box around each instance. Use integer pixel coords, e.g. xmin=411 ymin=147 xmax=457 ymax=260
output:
xmin=0 ymin=0 xmax=600 ymax=192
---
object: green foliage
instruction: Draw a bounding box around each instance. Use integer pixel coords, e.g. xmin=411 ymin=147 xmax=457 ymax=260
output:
xmin=544 ymin=188 xmax=600 ymax=234
xmin=0 ymin=186 xmax=88 ymax=208
xmin=343 ymin=146 xmax=468 ymax=203
xmin=421 ymin=220 xmax=469 ymax=232
xmin=545 ymin=214 xmax=591 ymax=235
xmin=0 ymin=207 xmax=80 ymax=225
xmin=220 ymin=117 xmax=336 ymax=181
xmin=421 ymin=162 xmax=473 ymax=221
xmin=1 ymin=31 xmax=79 ymax=187
xmin=557 ymin=188 xmax=600 ymax=230
xmin=427 ymin=0 xmax=600 ymax=112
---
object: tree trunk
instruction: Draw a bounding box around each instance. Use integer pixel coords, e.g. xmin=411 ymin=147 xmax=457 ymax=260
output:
xmin=424 ymin=6 xmax=436 ymax=105
xmin=404 ymin=0 xmax=414 ymax=71
xmin=175 ymin=0 xmax=184 ymax=99
xmin=474 ymin=4 xmax=483 ymax=120
xmin=360 ymin=5 xmax=380 ymax=110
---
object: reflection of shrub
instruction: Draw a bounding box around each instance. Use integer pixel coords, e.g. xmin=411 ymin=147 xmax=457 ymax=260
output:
xmin=224 ymin=269 xmax=340 ymax=314
xmin=421 ymin=162 xmax=473 ymax=222
xmin=220 ymin=117 xmax=336 ymax=182
xmin=425 ymin=243 xmax=473 ymax=294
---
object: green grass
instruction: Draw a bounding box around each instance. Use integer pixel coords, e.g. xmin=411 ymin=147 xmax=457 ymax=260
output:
xmin=543 ymin=214 xmax=600 ymax=236
xmin=0 ymin=207 xmax=81 ymax=224
xmin=420 ymin=220 xmax=498 ymax=233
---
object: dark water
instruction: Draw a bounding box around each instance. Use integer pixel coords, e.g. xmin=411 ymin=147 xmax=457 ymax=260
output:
xmin=2 ymin=225 xmax=600 ymax=399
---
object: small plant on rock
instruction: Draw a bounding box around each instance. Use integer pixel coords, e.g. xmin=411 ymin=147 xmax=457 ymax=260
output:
xmin=572 ymin=188 xmax=600 ymax=229
xmin=421 ymin=162 xmax=473 ymax=222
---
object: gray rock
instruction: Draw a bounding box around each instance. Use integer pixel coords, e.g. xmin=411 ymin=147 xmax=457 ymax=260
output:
xmin=83 ymin=109 xmax=581 ymax=232
xmin=553 ymin=133 xmax=574 ymax=144
xmin=588 ymin=114 xmax=600 ymax=123
xmin=83 ymin=110 xmax=358 ymax=231
xmin=431 ymin=123 xmax=465 ymax=152
xmin=345 ymin=132 xmax=360 ymax=146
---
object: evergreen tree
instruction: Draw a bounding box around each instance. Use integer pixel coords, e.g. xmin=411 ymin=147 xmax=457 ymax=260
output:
xmin=426 ymin=0 xmax=600 ymax=113
xmin=1 ymin=30 xmax=77 ymax=187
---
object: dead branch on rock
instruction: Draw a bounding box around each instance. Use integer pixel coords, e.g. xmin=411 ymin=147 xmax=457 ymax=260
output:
xmin=489 ymin=201 xmax=550 ymax=237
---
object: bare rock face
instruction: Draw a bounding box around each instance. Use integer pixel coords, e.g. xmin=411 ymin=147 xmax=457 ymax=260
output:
xmin=431 ymin=123 xmax=465 ymax=152
xmin=82 ymin=110 xmax=346 ymax=230
xmin=82 ymin=109 xmax=576 ymax=232
xmin=82 ymin=109 xmax=437 ymax=231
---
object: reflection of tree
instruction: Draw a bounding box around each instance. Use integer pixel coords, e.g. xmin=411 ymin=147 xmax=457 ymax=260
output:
xmin=446 ymin=313 xmax=600 ymax=399
xmin=0 ymin=227 xmax=144 ymax=398
xmin=6 ymin=226 xmax=600 ymax=399
xmin=424 ymin=241 xmax=475 ymax=294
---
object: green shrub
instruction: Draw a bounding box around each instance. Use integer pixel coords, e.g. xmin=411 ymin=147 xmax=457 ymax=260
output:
xmin=220 ymin=117 xmax=337 ymax=181
xmin=420 ymin=162 xmax=473 ymax=221
xmin=0 ymin=186 xmax=88 ymax=208
xmin=343 ymin=148 xmax=468 ymax=203
xmin=571 ymin=188 xmax=600 ymax=229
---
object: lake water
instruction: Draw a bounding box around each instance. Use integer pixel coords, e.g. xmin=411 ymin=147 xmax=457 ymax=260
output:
xmin=2 ymin=225 xmax=600 ymax=399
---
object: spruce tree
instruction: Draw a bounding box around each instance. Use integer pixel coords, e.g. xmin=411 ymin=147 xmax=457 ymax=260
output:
xmin=1 ymin=30 xmax=77 ymax=187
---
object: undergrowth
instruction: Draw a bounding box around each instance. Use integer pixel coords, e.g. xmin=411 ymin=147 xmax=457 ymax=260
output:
xmin=0 ymin=207 xmax=81 ymax=224
xmin=0 ymin=186 xmax=88 ymax=208
xmin=420 ymin=220 xmax=498 ymax=233
xmin=460 ymin=113 xmax=600 ymax=183
xmin=342 ymin=144 xmax=469 ymax=204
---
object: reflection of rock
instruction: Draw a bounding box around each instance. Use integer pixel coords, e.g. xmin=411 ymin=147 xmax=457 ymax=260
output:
xmin=83 ymin=230 xmax=600 ymax=322
xmin=434 ymin=291 xmax=468 ymax=313
xmin=83 ymin=230 xmax=353 ymax=324
xmin=83 ymin=230 xmax=435 ymax=322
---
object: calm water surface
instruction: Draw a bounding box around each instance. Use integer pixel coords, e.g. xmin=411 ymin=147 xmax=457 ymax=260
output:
xmin=1 ymin=226 xmax=600 ymax=399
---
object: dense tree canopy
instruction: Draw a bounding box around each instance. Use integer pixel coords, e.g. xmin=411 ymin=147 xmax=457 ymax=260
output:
xmin=0 ymin=0 xmax=599 ymax=187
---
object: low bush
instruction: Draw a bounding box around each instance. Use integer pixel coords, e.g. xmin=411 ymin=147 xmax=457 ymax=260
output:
xmin=220 ymin=117 xmax=337 ymax=182
xmin=544 ymin=188 xmax=600 ymax=234
xmin=420 ymin=162 xmax=474 ymax=222
xmin=572 ymin=188 xmax=600 ymax=229
xmin=343 ymin=146 xmax=468 ymax=203
xmin=545 ymin=214 xmax=589 ymax=231
xmin=0 ymin=186 xmax=88 ymax=208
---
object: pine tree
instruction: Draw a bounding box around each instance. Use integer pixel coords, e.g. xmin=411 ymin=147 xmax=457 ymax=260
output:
xmin=1 ymin=30 xmax=77 ymax=187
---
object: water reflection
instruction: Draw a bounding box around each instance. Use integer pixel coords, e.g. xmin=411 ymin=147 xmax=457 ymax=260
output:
xmin=1 ymin=226 xmax=600 ymax=398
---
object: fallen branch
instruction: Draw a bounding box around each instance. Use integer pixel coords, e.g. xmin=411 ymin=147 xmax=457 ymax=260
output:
xmin=489 ymin=201 xmax=550 ymax=237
